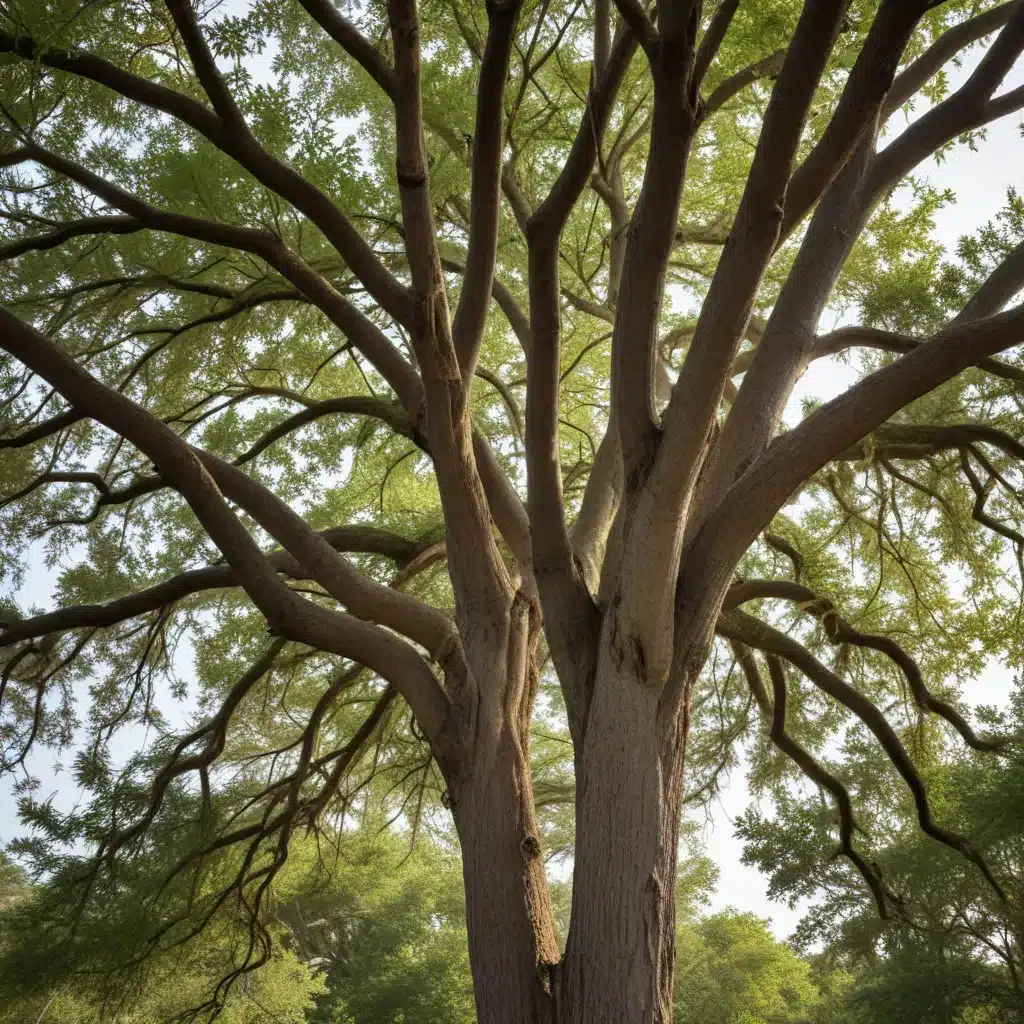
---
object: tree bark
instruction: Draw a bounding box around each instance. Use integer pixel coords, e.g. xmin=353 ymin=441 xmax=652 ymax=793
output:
xmin=450 ymin=597 xmax=561 ymax=1024
xmin=557 ymin=603 xmax=695 ymax=1024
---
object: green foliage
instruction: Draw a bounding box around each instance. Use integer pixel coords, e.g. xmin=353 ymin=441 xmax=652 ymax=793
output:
xmin=281 ymin=827 xmax=475 ymax=1024
xmin=739 ymin=681 xmax=1024 ymax=1024
xmin=675 ymin=910 xmax=821 ymax=1024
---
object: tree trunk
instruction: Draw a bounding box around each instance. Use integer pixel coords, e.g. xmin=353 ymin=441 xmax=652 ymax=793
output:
xmin=455 ymin=732 xmax=560 ymax=1024
xmin=452 ymin=597 xmax=704 ymax=1024
xmin=451 ymin=596 xmax=561 ymax=1024
xmin=557 ymin=606 xmax=694 ymax=1024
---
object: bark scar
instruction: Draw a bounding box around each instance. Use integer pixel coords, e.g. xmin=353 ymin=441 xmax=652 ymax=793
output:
xmin=521 ymin=833 xmax=541 ymax=860
xmin=396 ymin=167 xmax=427 ymax=189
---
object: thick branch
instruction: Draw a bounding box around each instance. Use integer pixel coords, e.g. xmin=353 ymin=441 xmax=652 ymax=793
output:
xmin=528 ymin=27 xmax=636 ymax=242
xmin=452 ymin=0 xmax=522 ymax=378
xmin=870 ymin=2 xmax=1024 ymax=197
xmin=388 ymin=0 xmax=513 ymax=619
xmin=0 ymin=306 xmax=454 ymax=757
xmin=165 ymin=0 xmax=246 ymax=124
xmin=701 ymin=49 xmax=785 ymax=119
xmin=620 ymin=0 xmax=847 ymax=684
xmin=699 ymin=304 xmax=1024 ymax=583
xmin=958 ymin=237 xmax=1024 ymax=323
xmin=794 ymin=325 xmax=1024 ymax=386
xmin=195 ymin=451 xmax=464 ymax=669
xmin=0 ymin=28 xmax=413 ymax=326
xmin=520 ymin=26 xmax=636 ymax=738
xmin=0 ymin=409 xmax=82 ymax=449
xmin=691 ymin=0 xmax=739 ymax=97
xmin=781 ymin=0 xmax=932 ymax=241
xmin=0 ymin=524 xmax=431 ymax=647
xmin=19 ymin=141 xmax=424 ymax=415
xmin=882 ymin=3 xmax=1018 ymax=119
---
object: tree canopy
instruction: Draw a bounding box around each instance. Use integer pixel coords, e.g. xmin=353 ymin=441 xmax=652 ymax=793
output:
xmin=1 ymin=0 xmax=1024 ymax=1020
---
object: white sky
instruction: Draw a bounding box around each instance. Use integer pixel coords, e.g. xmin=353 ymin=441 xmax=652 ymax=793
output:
xmin=2 ymin=20 xmax=1023 ymax=944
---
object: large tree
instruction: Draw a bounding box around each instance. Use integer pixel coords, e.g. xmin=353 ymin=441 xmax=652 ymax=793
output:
xmin=1 ymin=0 xmax=1024 ymax=1020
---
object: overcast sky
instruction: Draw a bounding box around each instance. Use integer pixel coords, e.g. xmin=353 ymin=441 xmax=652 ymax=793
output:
xmin=2 ymin=21 xmax=1023 ymax=943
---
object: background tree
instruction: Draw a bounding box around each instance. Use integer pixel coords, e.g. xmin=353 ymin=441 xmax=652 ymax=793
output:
xmin=673 ymin=910 xmax=821 ymax=1024
xmin=1 ymin=0 xmax=1024 ymax=1021
xmin=280 ymin=826 xmax=476 ymax=1024
xmin=741 ymin=680 xmax=1024 ymax=1024
xmin=0 ymin=857 xmax=324 ymax=1024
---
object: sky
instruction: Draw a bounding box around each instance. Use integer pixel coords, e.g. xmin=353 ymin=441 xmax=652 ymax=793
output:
xmin=2 ymin=12 xmax=1024 ymax=944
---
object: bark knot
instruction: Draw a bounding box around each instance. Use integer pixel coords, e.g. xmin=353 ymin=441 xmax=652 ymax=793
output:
xmin=520 ymin=833 xmax=541 ymax=860
xmin=396 ymin=166 xmax=427 ymax=190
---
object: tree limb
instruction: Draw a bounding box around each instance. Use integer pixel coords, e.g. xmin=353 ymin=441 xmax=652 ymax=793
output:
xmin=698 ymin=303 xmax=1024 ymax=582
xmin=882 ymin=2 xmax=1018 ymax=120
xmin=0 ymin=305 xmax=455 ymax=759
xmin=723 ymin=578 xmax=1004 ymax=752
xmin=719 ymin=607 xmax=1006 ymax=901
xmin=295 ymin=0 xmax=399 ymax=97
xmin=18 ymin=139 xmax=425 ymax=416
xmin=730 ymin=640 xmax=891 ymax=917
xmin=451 ymin=0 xmax=523 ymax=379
xmin=0 ymin=214 xmax=143 ymax=261
xmin=0 ymin=27 xmax=413 ymax=326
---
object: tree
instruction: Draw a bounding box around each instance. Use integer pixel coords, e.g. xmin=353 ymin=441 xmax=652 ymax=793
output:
xmin=741 ymin=681 xmax=1024 ymax=1024
xmin=0 ymin=859 xmax=324 ymax=1024
xmin=674 ymin=910 xmax=821 ymax=1024
xmin=280 ymin=826 xmax=476 ymax=1024
xmin=1 ymin=0 xmax=1024 ymax=1020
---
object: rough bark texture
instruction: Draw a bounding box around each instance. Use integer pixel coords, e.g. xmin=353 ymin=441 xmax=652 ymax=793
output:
xmin=561 ymin=633 xmax=685 ymax=1023
xmin=456 ymin=739 xmax=560 ymax=1024
xmin=449 ymin=598 xmax=561 ymax=1023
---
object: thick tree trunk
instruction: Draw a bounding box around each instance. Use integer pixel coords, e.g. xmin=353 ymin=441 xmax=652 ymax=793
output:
xmin=452 ymin=598 xmax=704 ymax=1024
xmin=557 ymin=608 xmax=694 ymax=1024
xmin=451 ymin=597 xmax=561 ymax=1024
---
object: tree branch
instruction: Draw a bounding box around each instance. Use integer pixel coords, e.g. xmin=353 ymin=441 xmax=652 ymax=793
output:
xmin=0 ymin=305 xmax=455 ymax=759
xmin=620 ymin=0 xmax=848 ymax=684
xmin=0 ymin=27 xmax=413 ymax=326
xmin=781 ymin=0 xmax=932 ymax=241
xmin=723 ymin=577 xmax=1004 ymax=751
xmin=387 ymin=0 xmax=514 ymax=620
xmin=452 ymin=0 xmax=523 ymax=379
xmin=882 ymin=2 xmax=1018 ymax=120
xmin=0 ymin=523 xmax=435 ymax=649
xmin=720 ymin=607 xmax=1006 ymax=901
xmin=0 ymin=214 xmax=143 ymax=261
xmin=870 ymin=2 xmax=1024 ymax=197
xmin=17 ymin=140 xmax=425 ymax=415
xmin=521 ymin=26 xmax=637 ymax=739
xmin=700 ymin=49 xmax=785 ymax=120
xmin=691 ymin=0 xmax=739 ymax=98
xmin=794 ymin=324 xmax=1024 ymax=386
xmin=295 ymin=0 xmax=399 ymax=97
xmin=165 ymin=0 xmax=246 ymax=125
xmin=730 ymin=640 xmax=891 ymax=917
xmin=696 ymin=303 xmax=1024 ymax=584
xmin=958 ymin=237 xmax=1024 ymax=322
